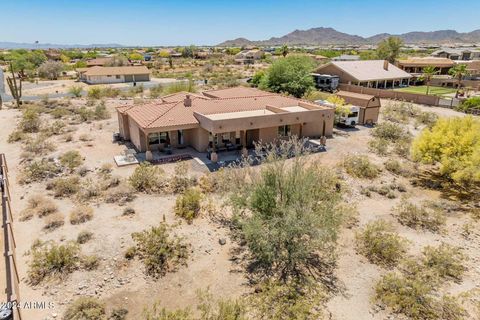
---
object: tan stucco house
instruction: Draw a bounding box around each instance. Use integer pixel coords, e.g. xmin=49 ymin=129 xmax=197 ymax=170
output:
xmin=396 ymin=57 xmax=455 ymax=75
xmin=78 ymin=66 xmax=150 ymax=84
xmin=315 ymin=60 xmax=412 ymax=89
xmin=116 ymin=87 xmax=334 ymax=162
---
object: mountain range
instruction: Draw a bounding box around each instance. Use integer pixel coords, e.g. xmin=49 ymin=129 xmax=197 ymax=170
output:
xmin=218 ymin=27 xmax=480 ymax=46
xmin=0 ymin=42 xmax=124 ymax=49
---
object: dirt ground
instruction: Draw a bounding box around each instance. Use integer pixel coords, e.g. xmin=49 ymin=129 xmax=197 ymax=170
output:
xmin=0 ymin=97 xmax=478 ymax=320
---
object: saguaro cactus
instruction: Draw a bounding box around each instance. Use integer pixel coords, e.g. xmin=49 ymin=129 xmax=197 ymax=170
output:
xmin=6 ymin=62 xmax=22 ymax=107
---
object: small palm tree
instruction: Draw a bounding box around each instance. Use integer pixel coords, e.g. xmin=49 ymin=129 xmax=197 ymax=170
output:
xmin=421 ymin=66 xmax=437 ymax=95
xmin=449 ymin=64 xmax=469 ymax=98
xmin=281 ymin=44 xmax=289 ymax=57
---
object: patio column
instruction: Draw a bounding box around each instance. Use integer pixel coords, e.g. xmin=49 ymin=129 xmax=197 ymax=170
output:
xmin=240 ymin=130 xmax=248 ymax=157
xmin=145 ymin=132 xmax=153 ymax=161
xmin=375 ymin=81 xmax=379 ymax=88
xmin=407 ymin=78 xmax=410 ymax=86
xmin=211 ymin=133 xmax=218 ymax=163
xmin=384 ymin=80 xmax=387 ymax=88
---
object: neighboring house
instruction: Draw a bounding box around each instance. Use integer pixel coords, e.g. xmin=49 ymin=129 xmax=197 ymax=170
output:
xmin=432 ymin=48 xmax=480 ymax=61
xmin=234 ymin=49 xmax=265 ymax=64
xmin=332 ymin=54 xmax=360 ymax=61
xmin=315 ymin=60 xmax=413 ymax=88
xmin=116 ymin=87 xmax=334 ymax=162
xmin=396 ymin=57 xmax=455 ymax=75
xmin=457 ymin=60 xmax=480 ymax=79
xmin=78 ymin=66 xmax=151 ymax=84
xmin=86 ymin=57 xmax=113 ymax=67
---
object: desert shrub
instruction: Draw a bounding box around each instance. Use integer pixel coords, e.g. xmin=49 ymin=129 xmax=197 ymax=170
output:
xmin=43 ymin=120 xmax=66 ymax=136
xmin=28 ymin=241 xmax=80 ymax=285
xmin=384 ymin=158 xmax=412 ymax=177
xmin=457 ymin=96 xmax=480 ymax=113
xmin=22 ymin=134 xmax=56 ymax=155
xmin=169 ymin=162 xmax=194 ymax=193
xmin=76 ymin=178 xmax=102 ymax=201
xmin=394 ymin=200 xmax=446 ymax=232
xmin=422 ymin=244 xmax=466 ymax=281
xmin=343 ymin=154 xmax=380 ymax=179
xmin=356 ymin=220 xmax=407 ymax=267
xmin=371 ymin=121 xmax=410 ymax=142
xmin=368 ymin=137 xmax=389 ymax=156
xmin=77 ymin=231 xmax=94 ymax=244
xmin=198 ymin=173 xmax=218 ymax=193
xmin=381 ymin=101 xmax=420 ymax=123
xmin=124 ymin=247 xmax=136 ymax=260
xmin=109 ymin=308 xmax=128 ymax=320
xmin=375 ymin=271 xmax=437 ymax=319
xmin=99 ymin=163 xmax=113 ymax=175
xmin=104 ymin=183 xmax=136 ymax=204
xmin=142 ymin=306 xmax=191 ymax=320
xmin=249 ymin=280 xmax=325 ymax=320
xmin=94 ymin=102 xmax=110 ymax=120
xmin=69 ymin=205 xmax=94 ymax=224
xmin=122 ymin=207 xmax=135 ymax=216
xmin=393 ymin=138 xmax=412 ymax=157
xmin=43 ymin=212 xmax=65 ymax=231
xmin=20 ymin=159 xmax=62 ymax=184
xmin=25 ymin=194 xmax=58 ymax=217
xmin=50 ymin=107 xmax=73 ymax=119
xmin=60 ymin=150 xmax=83 ymax=171
xmin=76 ymin=106 xmax=95 ymax=122
xmin=411 ymin=116 xmax=480 ymax=189
xmin=63 ymin=297 xmax=106 ymax=320
xmin=149 ymin=84 xmax=163 ymax=98
xmin=68 ymin=85 xmax=83 ymax=98
xmin=415 ymin=111 xmax=438 ymax=128
xmin=81 ymin=255 xmax=100 ymax=270
xmin=129 ymin=162 xmax=166 ymax=192
xmin=87 ymin=87 xmax=102 ymax=100
xmin=174 ymin=187 xmax=202 ymax=223
xmin=130 ymin=223 xmax=189 ymax=277
xmin=7 ymin=130 xmax=26 ymax=143
xmin=48 ymin=176 xmax=81 ymax=197
xmin=20 ymin=106 xmax=42 ymax=133
xmin=19 ymin=209 xmax=35 ymax=221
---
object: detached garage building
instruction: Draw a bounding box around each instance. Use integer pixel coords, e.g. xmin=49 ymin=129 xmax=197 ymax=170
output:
xmin=78 ymin=66 xmax=150 ymax=84
xmin=336 ymin=90 xmax=381 ymax=125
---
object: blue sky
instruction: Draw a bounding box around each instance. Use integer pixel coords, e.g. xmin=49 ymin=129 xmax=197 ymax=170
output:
xmin=1 ymin=0 xmax=479 ymax=46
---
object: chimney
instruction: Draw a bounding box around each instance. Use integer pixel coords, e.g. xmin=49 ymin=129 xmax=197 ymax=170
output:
xmin=383 ymin=60 xmax=389 ymax=71
xmin=184 ymin=94 xmax=192 ymax=107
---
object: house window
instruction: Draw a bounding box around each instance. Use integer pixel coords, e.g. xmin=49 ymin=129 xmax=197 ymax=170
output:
xmin=222 ymin=132 xmax=230 ymax=142
xmin=278 ymin=125 xmax=291 ymax=137
xmin=116 ymin=75 xmax=121 ymax=79
xmin=148 ymin=132 xmax=169 ymax=145
xmin=107 ymin=75 xmax=112 ymax=77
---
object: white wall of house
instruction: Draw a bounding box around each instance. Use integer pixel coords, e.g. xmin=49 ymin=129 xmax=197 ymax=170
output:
xmin=86 ymin=75 xmax=125 ymax=84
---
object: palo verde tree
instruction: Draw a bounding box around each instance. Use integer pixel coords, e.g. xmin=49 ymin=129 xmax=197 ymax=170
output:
xmin=412 ymin=116 xmax=480 ymax=190
xmin=6 ymin=62 xmax=22 ymax=107
xmin=376 ymin=36 xmax=404 ymax=63
xmin=259 ymin=55 xmax=316 ymax=98
xmin=225 ymin=138 xmax=345 ymax=281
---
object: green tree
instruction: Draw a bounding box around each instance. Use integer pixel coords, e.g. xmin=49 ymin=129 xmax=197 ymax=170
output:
xmin=37 ymin=61 xmax=64 ymax=80
xmin=280 ymin=44 xmax=289 ymax=57
xmin=448 ymin=64 xmax=469 ymax=98
xmin=259 ymin=55 xmax=315 ymax=98
xmin=411 ymin=116 xmax=480 ymax=189
xmin=420 ymin=66 xmax=437 ymax=95
xmin=376 ymin=36 xmax=404 ymax=63
xmin=129 ymin=52 xmax=144 ymax=61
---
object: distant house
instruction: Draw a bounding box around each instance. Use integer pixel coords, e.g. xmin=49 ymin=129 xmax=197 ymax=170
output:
xmin=315 ymin=60 xmax=412 ymax=89
xmin=234 ymin=49 xmax=265 ymax=64
xmin=86 ymin=57 xmax=113 ymax=67
xmin=396 ymin=57 xmax=455 ymax=75
xmin=78 ymin=66 xmax=150 ymax=84
xmin=332 ymin=55 xmax=360 ymax=61
xmin=432 ymin=48 xmax=480 ymax=61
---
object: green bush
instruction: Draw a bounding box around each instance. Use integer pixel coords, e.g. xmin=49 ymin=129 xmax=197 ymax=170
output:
xmin=48 ymin=176 xmax=81 ymax=197
xmin=422 ymin=244 xmax=466 ymax=281
xmin=81 ymin=255 xmax=100 ymax=270
xmin=131 ymin=223 xmax=189 ymax=277
xmin=371 ymin=121 xmax=411 ymax=142
xmin=60 ymin=150 xmax=83 ymax=171
xmin=356 ymin=220 xmax=407 ymax=267
xmin=28 ymin=241 xmax=80 ymax=285
xmin=384 ymin=158 xmax=412 ymax=177
xmin=394 ymin=200 xmax=446 ymax=232
xmin=20 ymin=159 xmax=62 ymax=184
xmin=174 ymin=188 xmax=202 ymax=223
xmin=457 ymin=96 xmax=480 ymax=113
xmin=20 ymin=106 xmax=42 ymax=133
xmin=77 ymin=231 xmax=94 ymax=244
xmin=129 ymin=162 xmax=166 ymax=192
xmin=68 ymin=85 xmax=83 ymax=98
xmin=343 ymin=154 xmax=380 ymax=179
xmin=94 ymin=102 xmax=110 ymax=119
xmin=63 ymin=297 xmax=106 ymax=320
xmin=368 ymin=137 xmax=389 ymax=156
xmin=69 ymin=205 xmax=94 ymax=224
xmin=87 ymin=87 xmax=102 ymax=99
xmin=22 ymin=134 xmax=56 ymax=155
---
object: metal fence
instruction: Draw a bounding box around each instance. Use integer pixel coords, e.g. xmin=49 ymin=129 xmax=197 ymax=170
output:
xmin=1 ymin=154 xmax=22 ymax=320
